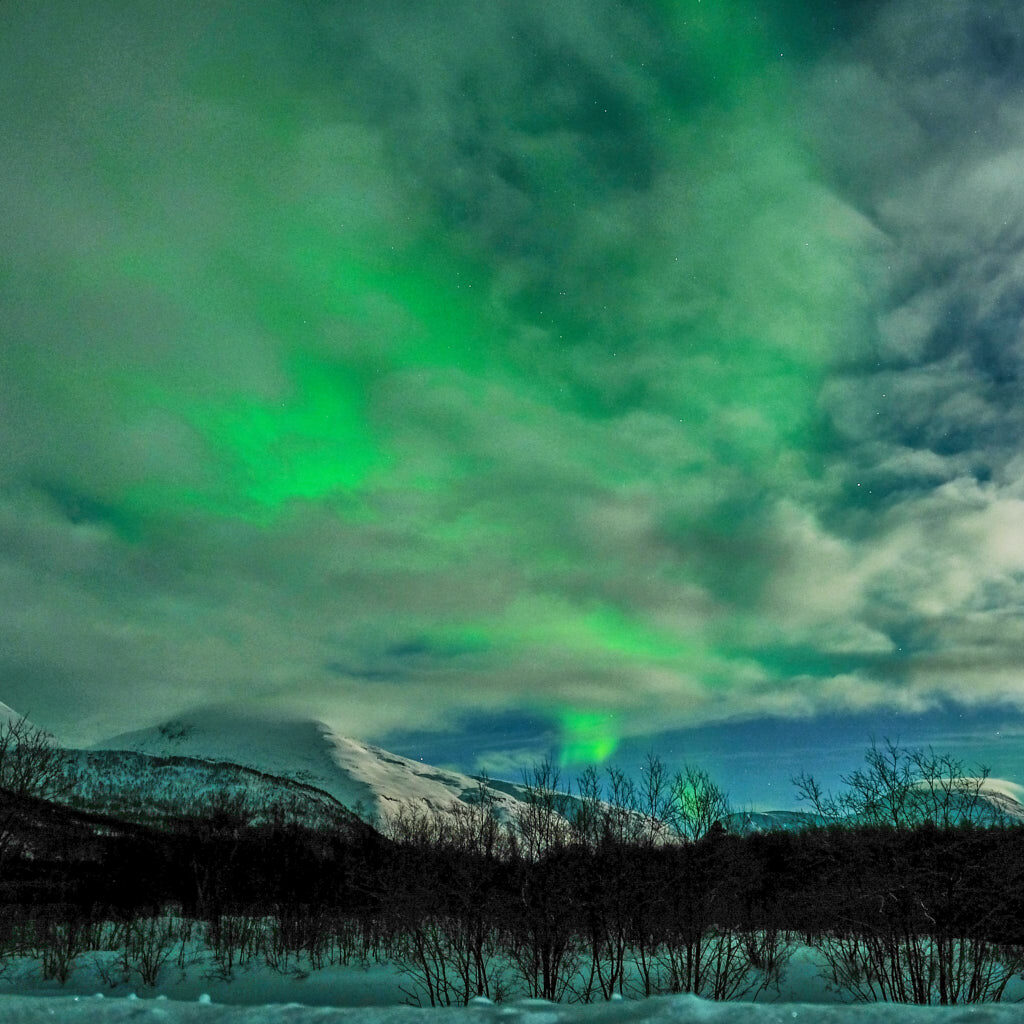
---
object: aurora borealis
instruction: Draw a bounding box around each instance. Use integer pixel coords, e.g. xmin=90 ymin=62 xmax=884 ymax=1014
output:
xmin=5 ymin=0 xmax=1024 ymax=805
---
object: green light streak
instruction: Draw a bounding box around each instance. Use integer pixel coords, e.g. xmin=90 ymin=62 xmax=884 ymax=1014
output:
xmin=559 ymin=710 xmax=619 ymax=766
xmin=114 ymin=218 xmax=506 ymax=523
xmin=179 ymin=353 xmax=387 ymax=518
xmin=421 ymin=601 xmax=706 ymax=671
xmin=579 ymin=605 xmax=699 ymax=663
xmin=271 ymin=225 xmax=496 ymax=377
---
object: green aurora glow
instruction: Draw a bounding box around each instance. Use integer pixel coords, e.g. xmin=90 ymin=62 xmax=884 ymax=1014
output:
xmin=4 ymin=0 xmax=1022 ymax=778
xmin=1 ymin=0 xmax=860 ymax=755
xmin=559 ymin=710 xmax=620 ymax=767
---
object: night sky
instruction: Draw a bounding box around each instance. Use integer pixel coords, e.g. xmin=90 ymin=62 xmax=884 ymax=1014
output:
xmin=5 ymin=0 xmax=1024 ymax=808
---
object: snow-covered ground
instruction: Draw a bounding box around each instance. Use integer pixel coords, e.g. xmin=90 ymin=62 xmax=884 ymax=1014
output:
xmin=2 ymin=941 xmax=1022 ymax=1016
xmin=0 ymin=989 xmax=1021 ymax=1022
xmin=0 ymin=948 xmax=407 ymax=1010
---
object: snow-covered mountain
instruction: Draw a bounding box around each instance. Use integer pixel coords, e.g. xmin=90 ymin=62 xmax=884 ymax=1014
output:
xmin=727 ymin=784 xmax=1024 ymax=833
xmin=91 ymin=707 xmax=528 ymax=824
xmin=960 ymin=778 xmax=1024 ymax=822
xmin=13 ymin=698 xmax=1022 ymax=834
xmin=901 ymin=779 xmax=1024 ymax=826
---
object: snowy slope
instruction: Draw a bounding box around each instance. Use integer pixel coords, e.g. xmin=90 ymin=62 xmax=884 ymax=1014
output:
xmin=923 ymin=782 xmax=1024 ymax=824
xmin=92 ymin=707 xmax=527 ymax=823
xmin=968 ymin=779 xmax=1024 ymax=822
xmin=64 ymin=748 xmax=365 ymax=831
xmin=0 ymin=700 xmax=23 ymax=725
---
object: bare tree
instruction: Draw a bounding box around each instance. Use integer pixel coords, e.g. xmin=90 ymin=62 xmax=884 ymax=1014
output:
xmin=0 ymin=714 xmax=76 ymax=867
xmin=670 ymin=765 xmax=730 ymax=842
xmin=636 ymin=754 xmax=675 ymax=846
xmin=602 ymin=766 xmax=642 ymax=846
xmin=449 ymin=775 xmax=505 ymax=860
xmin=514 ymin=757 xmax=572 ymax=860
xmin=794 ymin=739 xmax=1022 ymax=1004
xmin=570 ymin=765 xmax=604 ymax=850
xmin=794 ymin=739 xmax=997 ymax=829
xmin=905 ymin=748 xmax=995 ymax=828
xmin=0 ymin=714 xmax=73 ymax=800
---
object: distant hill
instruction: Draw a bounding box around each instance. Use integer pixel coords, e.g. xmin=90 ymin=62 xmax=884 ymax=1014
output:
xmin=723 ymin=809 xmax=823 ymax=835
xmin=726 ymin=783 xmax=1024 ymax=833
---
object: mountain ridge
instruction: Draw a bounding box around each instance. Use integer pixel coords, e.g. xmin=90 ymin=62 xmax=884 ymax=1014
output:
xmin=9 ymin=698 xmax=1024 ymax=834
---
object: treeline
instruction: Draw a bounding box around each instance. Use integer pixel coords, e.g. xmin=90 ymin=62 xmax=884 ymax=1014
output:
xmin=4 ymin=784 xmax=1024 ymax=1004
xmin=3 ymin=716 xmax=1024 ymax=1006
xmin=6 ymin=794 xmax=1024 ymax=1003
xmin=0 ymin=789 xmax=385 ymax=914
xmin=375 ymin=796 xmax=1024 ymax=1005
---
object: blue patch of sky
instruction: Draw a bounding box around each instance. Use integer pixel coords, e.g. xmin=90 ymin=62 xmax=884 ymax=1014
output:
xmin=376 ymin=704 xmax=1024 ymax=811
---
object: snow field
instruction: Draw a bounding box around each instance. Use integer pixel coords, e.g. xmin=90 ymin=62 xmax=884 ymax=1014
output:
xmin=0 ymin=990 xmax=1021 ymax=1023
xmin=2 ymin=930 xmax=1022 ymax=1009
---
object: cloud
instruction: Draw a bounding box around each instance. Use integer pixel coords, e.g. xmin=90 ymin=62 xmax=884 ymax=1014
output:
xmin=3 ymin=0 xmax=1024 ymax=756
xmin=472 ymin=748 xmax=553 ymax=783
